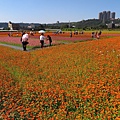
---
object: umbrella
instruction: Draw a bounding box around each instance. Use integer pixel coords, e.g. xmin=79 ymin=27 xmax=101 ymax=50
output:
xmin=38 ymin=30 xmax=45 ymax=33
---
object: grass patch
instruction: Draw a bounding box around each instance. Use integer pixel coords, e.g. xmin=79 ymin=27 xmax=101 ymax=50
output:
xmin=0 ymin=41 xmax=33 ymax=49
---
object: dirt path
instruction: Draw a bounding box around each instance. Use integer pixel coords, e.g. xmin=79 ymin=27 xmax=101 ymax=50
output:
xmin=0 ymin=43 xmax=54 ymax=51
xmin=0 ymin=43 xmax=23 ymax=51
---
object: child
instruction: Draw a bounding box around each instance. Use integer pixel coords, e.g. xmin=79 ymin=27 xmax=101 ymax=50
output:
xmin=46 ymin=35 xmax=52 ymax=46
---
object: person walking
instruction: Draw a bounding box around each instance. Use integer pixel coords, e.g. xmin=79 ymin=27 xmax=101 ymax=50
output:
xmin=46 ymin=35 xmax=52 ymax=46
xmin=70 ymin=31 xmax=72 ymax=37
xmin=40 ymin=33 xmax=45 ymax=48
xmin=21 ymin=32 xmax=29 ymax=51
xmin=91 ymin=32 xmax=95 ymax=38
xmin=97 ymin=30 xmax=102 ymax=39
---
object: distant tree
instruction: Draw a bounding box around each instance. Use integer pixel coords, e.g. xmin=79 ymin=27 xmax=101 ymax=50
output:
xmin=60 ymin=24 xmax=69 ymax=29
xmin=4 ymin=27 xmax=10 ymax=30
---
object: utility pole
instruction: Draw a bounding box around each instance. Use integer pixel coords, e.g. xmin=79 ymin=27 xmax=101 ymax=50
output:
xmin=69 ymin=20 xmax=71 ymax=28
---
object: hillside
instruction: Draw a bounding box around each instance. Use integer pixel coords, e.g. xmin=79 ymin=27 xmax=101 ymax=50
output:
xmin=1 ymin=18 xmax=120 ymax=30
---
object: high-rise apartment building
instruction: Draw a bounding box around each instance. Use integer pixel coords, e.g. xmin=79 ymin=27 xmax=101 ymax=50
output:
xmin=102 ymin=11 xmax=107 ymax=23
xmin=99 ymin=12 xmax=103 ymax=21
xmin=111 ymin=12 xmax=115 ymax=19
xmin=107 ymin=11 xmax=111 ymax=20
xmin=99 ymin=11 xmax=115 ymax=23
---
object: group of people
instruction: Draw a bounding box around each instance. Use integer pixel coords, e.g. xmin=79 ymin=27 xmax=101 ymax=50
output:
xmin=20 ymin=31 xmax=52 ymax=51
xmin=20 ymin=30 xmax=102 ymax=51
xmin=40 ymin=33 xmax=52 ymax=48
xmin=91 ymin=31 xmax=102 ymax=39
xmin=70 ymin=31 xmax=84 ymax=37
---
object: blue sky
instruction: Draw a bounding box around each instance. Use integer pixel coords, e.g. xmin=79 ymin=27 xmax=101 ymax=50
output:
xmin=0 ymin=0 xmax=119 ymax=24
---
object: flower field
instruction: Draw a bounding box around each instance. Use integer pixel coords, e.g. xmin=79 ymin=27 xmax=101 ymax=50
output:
xmin=0 ymin=31 xmax=120 ymax=46
xmin=0 ymin=32 xmax=120 ymax=119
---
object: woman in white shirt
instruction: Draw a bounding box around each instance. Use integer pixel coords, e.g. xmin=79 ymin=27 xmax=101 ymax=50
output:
xmin=40 ymin=33 xmax=45 ymax=48
xmin=21 ymin=32 xmax=29 ymax=51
